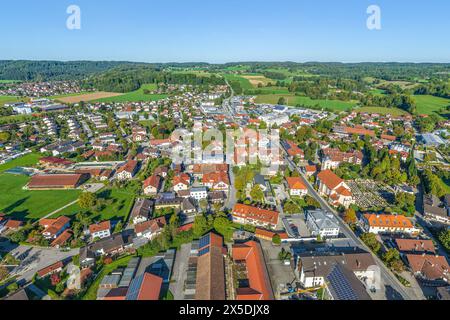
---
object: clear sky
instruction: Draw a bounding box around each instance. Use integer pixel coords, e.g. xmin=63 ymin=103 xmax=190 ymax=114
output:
xmin=1 ymin=0 xmax=449 ymax=63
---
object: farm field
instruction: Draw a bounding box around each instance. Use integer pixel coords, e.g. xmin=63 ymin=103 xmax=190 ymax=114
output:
xmin=255 ymin=94 xmax=356 ymax=111
xmin=413 ymin=95 xmax=450 ymax=118
xmin=53 ymin=187 xmax=135 ymax=222
xmin=0 ymin=173 xmax=81 ymax=221
xmin=0 ymin=153 xmax=41 ymax=173
xmin=55 ymin=91 xmax=124 ymax=104
xmin=224 ymin=74 xmax=254 ymax=91
xmin=356 ymin=106 xmax=409 ymax=116
xmin=240 ymin=74 xmax=274 ymax=87
xmin=92 ymin=84 xmax=168 ymax=103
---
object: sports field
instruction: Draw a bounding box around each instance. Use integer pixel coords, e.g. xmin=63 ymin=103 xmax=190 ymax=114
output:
xmin=0 ymin=173 xmax=81 ymax=221
xmin=255 ymin=94 xmax=356 ymax=111
xmin=92 ymin=84 xmax=168 ymax=103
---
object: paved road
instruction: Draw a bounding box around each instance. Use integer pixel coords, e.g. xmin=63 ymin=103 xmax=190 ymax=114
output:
xmin=0 ymin=241 xmax=79 ymax=283
xmin=281 ymin=148 xmax=420 ymax=300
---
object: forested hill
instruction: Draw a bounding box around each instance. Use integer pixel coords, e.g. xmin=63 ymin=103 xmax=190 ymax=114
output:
xmin=82 ymin=65 xmax=226 ymax=93
xmin=0 ymin=60 xmax=143 ymax=81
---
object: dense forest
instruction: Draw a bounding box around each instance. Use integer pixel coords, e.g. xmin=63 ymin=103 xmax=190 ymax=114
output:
xmin=0 ymin=60 xmax=142 ymax=81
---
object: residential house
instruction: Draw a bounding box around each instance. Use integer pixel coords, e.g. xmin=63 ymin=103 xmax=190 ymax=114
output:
xmin=362 ymin=214 xmax=421 ymax=235
xmin=130 ymin=199 xmax=153 ymax=225
xmin=406 ymin=254 xmax=449 ymax=285
xmin=89 ymin=221 xmax=111 ymax=240
xmin=285 ymin=177 xmax=308 ymax=197
xmin=232 ymin=204 xmax=279 ymax=229
xmin=117 ymin=160 xmax=139 ymax=181
xmin=134 ymin=217 xmax=167 ymax=240
xmin=173 ymin=173 xmax=191 ymax=193
xmin=143 ymin=175 xmax=162 ymax=196
xmin=39 ymin=216 xmax=71 ymax=239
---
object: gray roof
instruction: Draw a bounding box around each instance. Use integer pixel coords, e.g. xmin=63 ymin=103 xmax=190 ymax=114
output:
xmin=307 ymin=210 xmax=340 ymax=231
xmin=298 ymin=250 xmax=375 ymax=277
xmin=326 ymin=263 xmax=372 ymax=300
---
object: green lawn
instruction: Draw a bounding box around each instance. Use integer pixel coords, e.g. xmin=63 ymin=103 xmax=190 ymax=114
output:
xmin=255 ymin=94 xmax=356 ymax=111
xmin=92 ymin=84 xmax=168 ymax=103
xmin=0 ymin=153 xmax=42 ymax=173
xmin=357 ymin=106 xmax=409 ymax=116
xmin=0 ymin=96 xmax=27 ymax=106
xmin=413 ymin=95 xmax=450 ymax=118
xmin=53 ymin=187 xmax=135 ymax=222
xmin=0 ymin=174 xmax=81 ymax=221
xmin=82 ymin=255 xmax=133 ymax=300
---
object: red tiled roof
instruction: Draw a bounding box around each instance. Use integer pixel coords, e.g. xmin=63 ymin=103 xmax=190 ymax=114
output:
xmin=89 ymin=221 xmax=111 ymax=234
xmin=202 ymin=172 xmax=230 ymax=185
xmin=143 ymin=175 xmax=161 ymax=189
xmin=232 ymin=204 xmax=279 ymax=226
xmin=396 ymin=239 xmax=435 ymax=253
xmin=117 ymin=160 xmax=138 ymax=174
xmin=28 ymin=174 xmax=84 ymax=188
xmin=4 ymin=220 xmax=24 ymax=229
xmin=232 ymin=241 xmax=274 ymax=300
xmin=51 ymin=229 xmax=72 ymax=247
xmin=37 ymin=261 xmax=64 ymax=278
xmin=286 ymin=177 xmax=307 ymax=190
xmin=39 ymin=157 xmax=74 ymax=166
xmin=317 ymin=170 xmax=344 ymax=190
xmin=364 ymin=214 xmax=415 ymax=229
xmin=133 ymin=273 xmax=163 ymax=300
xmin=406 ymin=254 xmax=449 ymax=280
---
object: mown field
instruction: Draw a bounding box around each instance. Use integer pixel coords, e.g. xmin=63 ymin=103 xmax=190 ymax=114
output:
xmin=92 ymin=84 xmax=168 ymax=103
xmin=53 ymin=187 xmax=135 ymax=222
xmin=356 ymin=106 xmax=409 ymax=116
xmin=255 ymin=94 xmax=356 ymax=111
xmin=0 ymin=153 xmax=41 ymax=173
xmin=0 ymin=96 xmax=28 ymax=106
xmin=413 ymin=95 xmax=450 ymax=118
xmin=0 ymin=173 xmax=81 ymax=221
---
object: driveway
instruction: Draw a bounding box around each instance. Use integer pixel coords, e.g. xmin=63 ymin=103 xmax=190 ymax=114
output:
xmin=169 ymin=243 xmax=191 ymax=300
xmin=1 ymin=241 xmax=79 ymax=282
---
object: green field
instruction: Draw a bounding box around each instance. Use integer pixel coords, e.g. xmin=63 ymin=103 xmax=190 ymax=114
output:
xmin=0 ymin=174 xmax=81 ymax=221
xmin=413 ymin=95 xmax=450 ymax=118
xmin=0 ymin=96 xmax=27 ymax=106
xmin=92 ymin=84 xmax=168 ymax=103
xmin=224 ymin=74 xmax=254 ymax=91
xmin=0 ymin=153 xmax=41 ymax=173
xmin=54 ymin=187 xmax=135 ymax=222
xmin=0 ymin=80 xmax=21 ymax=84
xmin=357 ymin=106 xmax=409 ymax=116
xmin=255 ymin=94 xmax=356 ymax=111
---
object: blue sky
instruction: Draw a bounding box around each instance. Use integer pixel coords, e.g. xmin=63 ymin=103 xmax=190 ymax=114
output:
xmin=0 ymin=0 xmax=449 ymax=63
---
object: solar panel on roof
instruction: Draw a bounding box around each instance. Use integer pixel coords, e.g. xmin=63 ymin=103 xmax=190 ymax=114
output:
xmin=126 ymin=274 xmax=144 ymax=300
xmin=198 ymin=247 xmax=210 ymax=257
xmin=199 ymin=234 xmax=210 ymax=249
xmin=326 ymin=265 xmax=359 ymax=300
